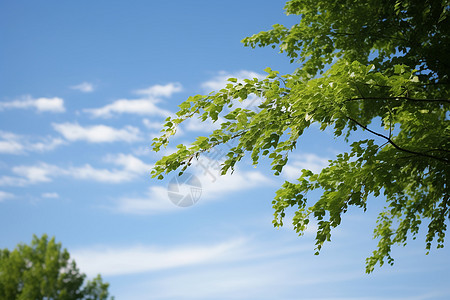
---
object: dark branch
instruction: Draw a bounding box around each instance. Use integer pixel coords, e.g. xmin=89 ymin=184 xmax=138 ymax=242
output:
xmin=346 ymin=116 xmax=450 ymax=164
xmin=345 ymin=96 xmax=450 ymax=104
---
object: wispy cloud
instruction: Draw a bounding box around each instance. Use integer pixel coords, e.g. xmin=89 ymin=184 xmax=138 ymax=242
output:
xmin=199 ymin=169 xmax=271 ymax=198
xmin=0 ymin=176 xmax=28 ymax=187
xmin=201 ymin=70 xmax=265 ymax=92
xmin=144 ymin=263 xmax=361 ymax=300
xmin=144 ymin=263 xmax=290 ymax=300
xmin=0 ymin=132 xmax=23 ymax=154
xmin=70 ymin=155 xmax=152 ymax=183
xmin=283 ymin=153 xmax=330 ymax=180
xmin=0 ymin=154 xmax=152 ymax=186
xmin=53 ymin=122 xmax=142 ymax=143
xmin=70 ymin=82 xmax=95 ymax=93
xmin=84 ymin=98 xmax=171 ymax=118
xmin=69 ymin=164 xmax=139 ymax=183
xmin=12 ymin=163 xmax=57 ymax=184
xmin=84 ymin=83 xmax=181 ymax=118
xmin=114 ymin=165 xmax=271 ymax=215
xmin=114 ymin=186 xmax=177 ymax=214
xmin=29 ymin=137 xmax=66 ymax=152
xmin=72 ymin=236 xmax=365 ymax=300
xmin=72 ymin=238 xmax=245 ymax=276
xmin=0 ymin=191 xmax=15 ymax=202
xmin=41 ymin=192 xmax=59 ymax=199
xmin=133 ymin=82 xmax=182 ymax=97
xmin=0 ymin=131 xmax=65 ymax=155
xmin=142 ymin=118 xmax=163 ymax=130
xmin=103 ymin=153 xmax=153 ymax=174
xmin=0 ymin=95 xmax=65 ymax=113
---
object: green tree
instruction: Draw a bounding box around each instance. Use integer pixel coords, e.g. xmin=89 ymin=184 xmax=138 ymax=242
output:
xmin=151 ymin=0 xmax=450 ymax=272
xmin=0 ymin=234 xmax=114 ymax=300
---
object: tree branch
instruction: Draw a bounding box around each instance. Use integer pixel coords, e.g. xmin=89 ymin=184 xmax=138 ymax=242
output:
xmin=346 ymin=116 xmax=449 ymax=164
xmin=345 ymin=96 xmax=450 ymax=104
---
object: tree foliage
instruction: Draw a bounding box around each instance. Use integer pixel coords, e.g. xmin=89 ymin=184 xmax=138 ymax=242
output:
xmin=0 ymin=235 xmax=113 ymax=300
xmin=151 ymin=0 xmax=450 ymax=272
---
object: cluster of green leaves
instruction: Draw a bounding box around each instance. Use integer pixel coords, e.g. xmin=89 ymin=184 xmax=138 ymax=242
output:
xmin=243 ymin=0 xmax=450 ymax=79
xmin=152 ymin=0 xmax=449 ymax=273
xmin=0 ymin=235 xmax=113 ymax=300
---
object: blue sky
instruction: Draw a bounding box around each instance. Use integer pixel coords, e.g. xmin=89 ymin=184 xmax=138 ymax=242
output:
xmin=1 ymin=1 xmax=449 ymax=299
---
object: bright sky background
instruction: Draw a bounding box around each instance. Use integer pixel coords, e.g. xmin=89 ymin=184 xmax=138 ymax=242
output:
xmin=1 ymin=1 xmax=449 ymax=299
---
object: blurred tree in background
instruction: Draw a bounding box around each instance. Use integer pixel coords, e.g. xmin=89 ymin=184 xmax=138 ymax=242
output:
xmin=0 ymin=234 xmax=113 ymax=300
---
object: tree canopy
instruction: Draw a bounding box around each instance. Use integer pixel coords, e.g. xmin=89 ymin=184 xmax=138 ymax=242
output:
xmin=0 ymin=234 xmax=113 ymax=300
xmin=151 ymin=0 xmax=450 ymax=272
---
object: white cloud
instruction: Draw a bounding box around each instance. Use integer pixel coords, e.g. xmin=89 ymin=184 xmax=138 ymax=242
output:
xmin=72 ymin=238 xmax=245 ymax=276
xmin=0 ymin=132 xmax=23 ymax=154
xmin=283 ymin=153 xmax=330 ymax=180
xmin=53 ymin=122 xmax=142 ymax=143
xmin=66 ymin=155 xmax=152 ymax=183
xmin=144 ymin=259 xmax=361 ymax=300
xmin=0 ymin=191 xmax=15 ymax=202
xmin=114 ymin=164 xmax=271 ymax=215
xmin=131 ymin=146 xmax=152 ymax=156
xmin=84 ymin=83 xmax=181 ymax=118
xmin=0 ymin=176 xmax=28 ymax=187
xmin=133 ymin=82 xmax=182 ymax=98
xmin=115 ymin=186 xmax=178 ymax=214
xmin=201 ymin=70 xmax=265 ymax=92
xmin=69 ymin=164 xmax=137 ymax=183
xmin=0 ymin=154 xmax=152 ymax=186
xmin=111 ymin=234 xmax=382 ymax=300
xmin=0 ymin=95 xmax=65 ymax=113
xmin=190 ymin=154 xmax=272 ymax=195
xmin=29 ymin=138 xmax=66 ymax=152
xmin=41 ymin=192 xmax=59 ymax=199
xmin=198 ymin=168 xmax=271 ymax=197
xmin=134 ymin=144 xmax=179 ymax=158
xmin=145 ymin=263 xmax=286 ymax=299
xmin=12 ymin=163 xmax=57 ymax=184
xmin=84 ymin=98 xmax=171 ymax=118
xmin=71 ymin=236 xmax=364 ymax=300
xmin=0 ymin=131 xmax=65 ymax=154
xmin=104 ymin=153 xmax=153 ymax=174
xmin=70 ymin=82 xmax=94 ymax=93
xmin=142 ymin=118 xmax=163 ymax=130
